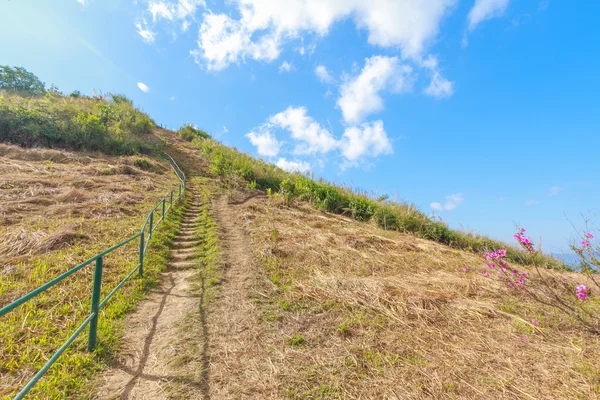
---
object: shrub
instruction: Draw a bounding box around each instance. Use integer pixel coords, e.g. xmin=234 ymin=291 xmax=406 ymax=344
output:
xmin=0 ymin=89 xmax=153 ymax=155
xmin=348 ymin=197 xmax=376 ymax=221
xmin=178 ymin=124 xmax=210 ymax=141
xmin=374 ymin=207 xmax=400 ymax=231
xmin=279 ymin=178 xmax=297 ymax=206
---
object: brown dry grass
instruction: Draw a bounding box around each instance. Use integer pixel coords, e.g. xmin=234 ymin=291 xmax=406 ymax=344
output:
xmin=0 ymin=142 xmax=178 ymax=296
xmin=233 ymin=197 xmax=600 ymax=399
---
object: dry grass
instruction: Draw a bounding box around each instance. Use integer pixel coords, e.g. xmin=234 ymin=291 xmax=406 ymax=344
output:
xmin=0 ymin=143 xmax=182 ymax=397
xmin=236 ymin=197 xmax=600 ymax=399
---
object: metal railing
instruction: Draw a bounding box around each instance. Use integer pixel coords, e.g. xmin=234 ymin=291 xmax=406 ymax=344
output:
xmin=0 ymin=152 xmax=186 ymax=400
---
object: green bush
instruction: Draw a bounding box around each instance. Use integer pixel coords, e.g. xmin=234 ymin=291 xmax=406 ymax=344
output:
xmin=0 ymin=89 xmax=153 ymax=155
xmin=178 ymin=124 xmax=210 ymax=141
xmin=279 ymin=178 xmax=297 ymax=206
xmin=348 ymin=197 xmax=376 ymax=221
xmin=374 ymin=207 xmax=400 ymax=231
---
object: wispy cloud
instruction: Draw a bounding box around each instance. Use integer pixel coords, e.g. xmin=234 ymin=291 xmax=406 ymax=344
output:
xmin=136 ymin=19 xmax=156 ymax=44
xmin=137 ymin=82 xmax=150 ymax=93
xmin=525 ymin=199 xmax=539 ymax=206
xmin=548 ymin=186 xmax=564 ymax=197
xmin=315 ymin=65 xmax=334 ymax=84
xmin=430 ymin=193 xmax=464 ymax=211
xmin=467 ymin=0 xmax=511 ymax=31
xmin=279 ymin=61 xmax=294 ymax=73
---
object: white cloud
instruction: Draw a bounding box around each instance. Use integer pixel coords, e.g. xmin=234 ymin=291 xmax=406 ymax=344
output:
xmin=525 ymin=199 xmax=539 ymax=206
xmin=76 ymin=0 xmax=86 ymax=5
xmin=421 ymin=55 xmax=454 ymax=98
xmin=269 ymin=106 xmax=338 ymax=155
xmin=246 ymin=128 xmax=281 ymax=157
xmin=467 ymin=0 xmax=510 ymax=30
xmin=337 ymin=55 xmax=413 ymax=124
xmin=169 ymin=96 xmax=176 ymax=101
xmin=279 ymin=61 xmax=294 ymax=72
xmin=191 ymin=13 xmax=281 ymax=71
xmin=149 ymin=0 xmax=205 ymax=22
xmin=223 ymin=125 xmax=229 ymax=133
xmin=430 ymin=193 xmax=464 ymax=211
xmin=315 ymin=65 xmax=334 ymax=84
xmin=424 ymin=71 xmax=454 ymax=98
xmin=141 ymin=0 xmax=205 ymax=40
xmin=193 ymin=0 xmax=457 ymax=70
xmin=247 ymin=106 xmax=393 ymax=167
xmin=137 ymin=82 xmax=150 ymax=93
xmin=548 ymin=186 xmax=563 ymax=196
xmin=339 ymin=120 xmax=392 ymax=161
xmin=276 ymin=158 xmax=311 ymax=173
xmin=136 ymin=19 xmax=156 ymax=44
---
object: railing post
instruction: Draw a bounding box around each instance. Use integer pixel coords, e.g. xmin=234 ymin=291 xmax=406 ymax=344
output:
xmin=178 ymin=184 xmax=181 ymax=199
xmin=88 ymin=256 xmax=103 ymax=351
xmin=149 ymin=212 xmax=154 ymax=237
xmin=170 ymin=190 xmax=173 ymax=206
xmin=162 ymin=198 xmax=166 ymax=219
xmin=139 ymin=231 xmax=145 ymax=277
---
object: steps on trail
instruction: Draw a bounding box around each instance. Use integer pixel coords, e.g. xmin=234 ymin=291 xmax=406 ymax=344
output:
xmin=98 ymin=184 xmax=207 ymax=399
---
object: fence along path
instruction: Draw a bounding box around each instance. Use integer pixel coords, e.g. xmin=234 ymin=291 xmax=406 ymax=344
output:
xmin=0 ymin=152 xmax=186 ymax=400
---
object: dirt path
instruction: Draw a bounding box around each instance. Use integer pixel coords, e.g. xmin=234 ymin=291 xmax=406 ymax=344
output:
xmin=97 ymin=186 xmax=208 ymax=400
xmin=207 ymin=194 xmax=275 ymax=398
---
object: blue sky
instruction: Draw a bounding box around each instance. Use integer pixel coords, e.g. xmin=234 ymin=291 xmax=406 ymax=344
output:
xmin=2 ymin=0 xmax=600 ymax=253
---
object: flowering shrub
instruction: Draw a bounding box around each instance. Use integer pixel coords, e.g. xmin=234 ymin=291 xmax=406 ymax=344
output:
xmin=513 ymin=228 xmax=534 ymax=253
xmin=476 ymin=227 xmax=599 ymax=335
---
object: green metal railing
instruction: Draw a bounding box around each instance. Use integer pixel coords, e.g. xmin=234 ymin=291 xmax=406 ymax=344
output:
xmin=0 ymin=152 xmax=186 ymax=400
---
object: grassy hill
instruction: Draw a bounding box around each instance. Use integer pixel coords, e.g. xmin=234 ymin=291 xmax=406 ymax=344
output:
xmin=1 ymin=84 xmax=599 ymax=399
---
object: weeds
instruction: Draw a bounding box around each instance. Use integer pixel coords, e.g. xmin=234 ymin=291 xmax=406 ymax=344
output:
xmin=0 ymin=91 xmax=155 ymax=155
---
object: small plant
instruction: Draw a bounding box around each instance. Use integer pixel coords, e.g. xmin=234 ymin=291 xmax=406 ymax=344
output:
xmin=133 ymin=158 xmax=154 ymax=171
xmin=279 ymin=178 xmax=297 ymax=206
xmin=287 ymin=334 xmax=305 ymax=347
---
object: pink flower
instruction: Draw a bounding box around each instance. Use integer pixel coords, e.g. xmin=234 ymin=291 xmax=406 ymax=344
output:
xmin=462 ymin=266 xmax=467 ymax=272
xmin=483 ymin=271 xmax=490 ymax=277
xmin=576 ymin=285 xmax=588 ymax=300
xmin=500 ymin=260 xmax=508 ymax=267
xmin=585 ymin=232 xmax=594 ymax=239
xmin=497 ymin=249 xmax=507 ymax=257
xmin=521 ymin=228 xmax=526 ymax=233
xmin=501 ymin=267 xmax=506 ymax=272
xmin=517 ymin=279 xmax=524 ymax=285
xmin=581 ymin=241 xmax=590 ymax=247
xmin=531 ymin=320 xmax=538 ymax=326
xmin=521 ymin=273 xmax=527 ymax=278
xmin=520 ymin=336 xmax=527 ymax=341
xmin=512 ymin=269 xmax=519 ymax=275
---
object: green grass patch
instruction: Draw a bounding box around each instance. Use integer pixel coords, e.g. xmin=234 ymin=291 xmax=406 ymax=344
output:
xmin=0 ymin=189 xmax=187 ymax=399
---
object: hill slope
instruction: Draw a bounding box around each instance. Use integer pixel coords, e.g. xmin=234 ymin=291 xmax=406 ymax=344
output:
xmin=1 ymin=89 xmax=599 ymax=399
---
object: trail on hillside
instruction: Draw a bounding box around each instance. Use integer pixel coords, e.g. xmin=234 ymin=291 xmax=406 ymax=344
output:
xmin=97 ymin=186 xmax=208 ymax=399
xmin=207 ymin=194 xmax=276 ymax=398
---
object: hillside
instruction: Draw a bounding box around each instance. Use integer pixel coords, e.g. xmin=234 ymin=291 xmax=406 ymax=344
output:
xmin=1 ymin=88 xmax=599 ymax=399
